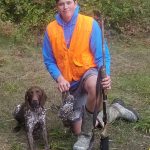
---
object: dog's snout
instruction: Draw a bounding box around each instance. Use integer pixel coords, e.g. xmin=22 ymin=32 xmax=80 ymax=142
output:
xmin=32 ymin=93 xmax=39 ymax=101
xmin=31 ymin=100 xmax=39 ymax=108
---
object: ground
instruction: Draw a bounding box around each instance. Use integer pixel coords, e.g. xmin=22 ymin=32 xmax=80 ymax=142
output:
xmin=0 ymin=33 xmax=149 ymax=150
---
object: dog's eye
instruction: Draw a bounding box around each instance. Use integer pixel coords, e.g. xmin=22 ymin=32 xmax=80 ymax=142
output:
xmin=36 ymin=90 xmax=40 ymax=93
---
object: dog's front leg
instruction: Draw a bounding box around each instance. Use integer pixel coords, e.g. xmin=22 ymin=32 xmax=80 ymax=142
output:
xmin=26 ymin=128 xmax=35 ymax=150
xmin=42 ymin=123 xmax=49 ymax=150
xmin=25 ymin=119 xmax=35 ymax=150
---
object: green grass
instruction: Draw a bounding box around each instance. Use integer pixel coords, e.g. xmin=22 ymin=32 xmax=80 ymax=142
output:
xmin=0 ymin=33 xmax=150 ymax=150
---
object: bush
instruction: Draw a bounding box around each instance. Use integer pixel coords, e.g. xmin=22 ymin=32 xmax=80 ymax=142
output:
xmin=79 ymin=0 xmax=150 ymax=33
xmin=0 ymin=0 xmax=149 ymax=35
xmin=0 ymin=0 xmax=56 ymax=34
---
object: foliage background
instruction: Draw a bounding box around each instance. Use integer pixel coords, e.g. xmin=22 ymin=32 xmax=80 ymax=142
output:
xmin=0 ymin=0 xmax=149 ymax=36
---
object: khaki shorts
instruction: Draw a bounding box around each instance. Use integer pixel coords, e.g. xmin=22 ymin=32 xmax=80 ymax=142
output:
xmin=68 ymin=68 xmax=98 ymax=124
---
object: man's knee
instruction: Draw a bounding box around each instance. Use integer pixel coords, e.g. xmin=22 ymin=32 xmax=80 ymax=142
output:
xmin=84 ymin=75 xmax=97 ymax=94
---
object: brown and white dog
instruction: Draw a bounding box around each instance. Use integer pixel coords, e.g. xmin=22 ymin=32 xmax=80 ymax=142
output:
xmin=13 ymin=86 xmax=49 ymax=150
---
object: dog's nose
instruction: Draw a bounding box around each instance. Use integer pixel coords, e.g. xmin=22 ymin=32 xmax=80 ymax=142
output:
xmin=31 ymin=100 xmax=39 ymax=108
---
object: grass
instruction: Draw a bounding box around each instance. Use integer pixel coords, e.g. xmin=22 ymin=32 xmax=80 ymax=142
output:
xmin=0 ymin=32 xmax=150 ymax=150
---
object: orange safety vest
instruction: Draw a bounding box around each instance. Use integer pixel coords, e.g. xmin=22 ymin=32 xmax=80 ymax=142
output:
xmin=47 ymin=14 xmax=96 ymax=82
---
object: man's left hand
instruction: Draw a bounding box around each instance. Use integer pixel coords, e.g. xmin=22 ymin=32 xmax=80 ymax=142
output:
xmin=101 ymin=75 xmax=111 ymax=90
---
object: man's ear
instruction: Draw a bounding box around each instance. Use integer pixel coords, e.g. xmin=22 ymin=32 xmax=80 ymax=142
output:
xmin=75 ymin=0 xmax=77 ymax=5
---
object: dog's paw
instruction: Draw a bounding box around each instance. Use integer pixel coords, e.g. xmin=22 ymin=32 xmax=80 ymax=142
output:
xmin=13 ymin=126 xmax=21 ymax=133
xmin=45 ymin=145 xmax=51 ymax=150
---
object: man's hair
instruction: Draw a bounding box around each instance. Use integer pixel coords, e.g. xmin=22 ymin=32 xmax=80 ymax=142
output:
xmin=55 ymin=0 xmax=59 ymax=3
xmin=55 ymin=0 xmax=76 ymax=3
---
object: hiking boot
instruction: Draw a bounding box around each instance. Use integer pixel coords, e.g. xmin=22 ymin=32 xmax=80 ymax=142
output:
xmin=73 ymin=134 xmax=93 ymax=150
xmin=97 ymin=99 xmax=139 ymax=127
xmin=73 ymin=108 xmax=93 ymax=150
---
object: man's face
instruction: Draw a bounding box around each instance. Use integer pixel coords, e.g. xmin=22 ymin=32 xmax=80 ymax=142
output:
xmin=57 ymin=0 xmax=77 ymax=22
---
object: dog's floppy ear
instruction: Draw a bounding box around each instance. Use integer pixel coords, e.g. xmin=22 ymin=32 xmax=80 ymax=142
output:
xmin=40 ymin=89 xmax=47 ymax=107
xmin=25 ymin=89 xmax=30 ymax=108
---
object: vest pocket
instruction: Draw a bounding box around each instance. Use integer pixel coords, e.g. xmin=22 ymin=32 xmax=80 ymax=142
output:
xmin=73 ymin=55 xmax=91 ymax=66
xmin=72 ymin=56 xmax=89 ymax=80
xmin=73 ymin=59 xmax=84 ymax=67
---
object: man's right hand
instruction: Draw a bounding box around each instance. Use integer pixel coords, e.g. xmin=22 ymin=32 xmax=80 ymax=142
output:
xmin=57 ymin=75 xmax=70 ymax=92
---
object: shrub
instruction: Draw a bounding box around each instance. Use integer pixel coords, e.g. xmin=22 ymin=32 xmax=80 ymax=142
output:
xmin=0 ymin=0 xmax=149 ymax=35
xmin=0 ymin=0 xmax=56 ymax=34
xmin=79 ymin=0 xmax=150 ymax=33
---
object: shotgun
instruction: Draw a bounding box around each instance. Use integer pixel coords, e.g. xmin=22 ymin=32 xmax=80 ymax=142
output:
xmin=99 ymin=18 xmax=109 ymax=150
xmin=94 ymin=12 xmax=109 ymax=150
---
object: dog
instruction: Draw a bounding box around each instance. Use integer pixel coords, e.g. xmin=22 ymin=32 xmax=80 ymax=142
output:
xmin=13 ymin=86 xmax=49 ymax=150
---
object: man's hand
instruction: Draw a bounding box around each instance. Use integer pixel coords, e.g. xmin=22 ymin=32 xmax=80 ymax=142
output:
xmin=101 ymin=75 xmax=111 ymax=90
xmin=57 ymin=75 xmax=70 ymax=92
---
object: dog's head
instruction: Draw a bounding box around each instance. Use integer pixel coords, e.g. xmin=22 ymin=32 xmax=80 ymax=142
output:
xmin=25 ymin=86 xmax=47 ymax=109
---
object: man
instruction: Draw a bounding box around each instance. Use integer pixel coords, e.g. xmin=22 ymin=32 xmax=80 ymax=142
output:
xmin=42 ymin=0 xmax=139 ymax=149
